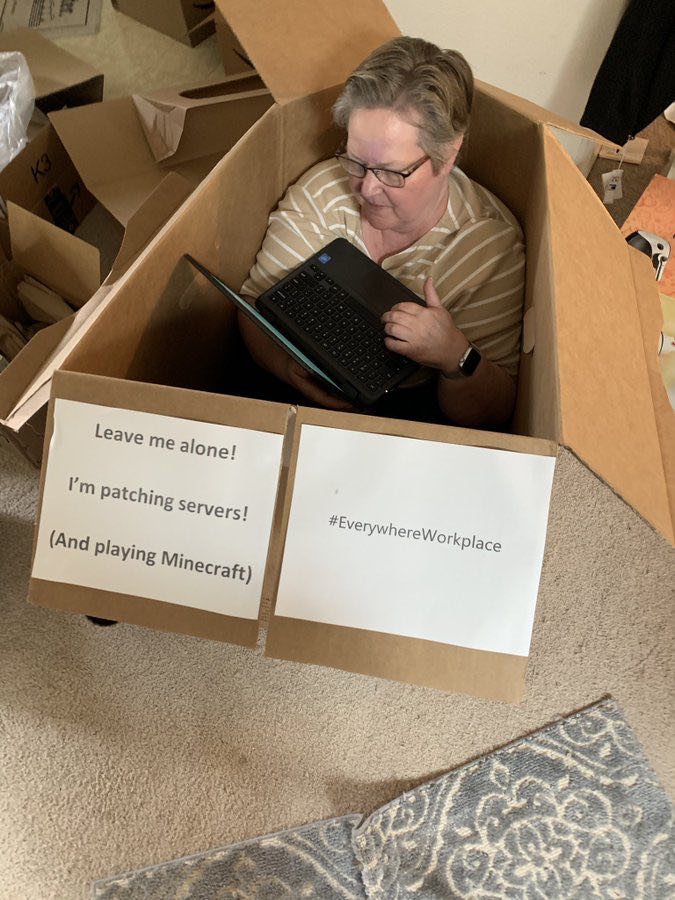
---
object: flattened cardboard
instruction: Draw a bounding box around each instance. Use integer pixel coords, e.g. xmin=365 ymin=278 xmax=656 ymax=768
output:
xmin=217 ymin=0 xmax=399 ymax=103
xmin=264 ymin=407 xmax=556 ymax=703
xmin=29 ymin=370 xmax=292 ymax=645
xmin=0 ymin=29 xmax=103 ymax=113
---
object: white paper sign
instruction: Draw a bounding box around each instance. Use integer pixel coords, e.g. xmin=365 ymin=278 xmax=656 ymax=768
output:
xmin=275 ymin=426 xmax=556 ymax=657
xmin=32 ymin=399 xmax=284 ymax=618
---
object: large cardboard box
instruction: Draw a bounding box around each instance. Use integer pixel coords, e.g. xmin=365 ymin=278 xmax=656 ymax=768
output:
xmin=0 ymin=30 xmax=104 ymax=257
xmin=0 ymin=69 xmax=273 ymax=463
xmin=26 ymin=0 xmax=674 ymax=702
xmin=0 ymin=30 xmax=103 ymax=463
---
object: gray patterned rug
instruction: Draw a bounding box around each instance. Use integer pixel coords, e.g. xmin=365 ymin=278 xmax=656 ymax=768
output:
xmin=92 ymin=699 xmax=674 ymax=899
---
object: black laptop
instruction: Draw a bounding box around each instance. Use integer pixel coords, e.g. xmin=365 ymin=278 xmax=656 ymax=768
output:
xmin=186 ymin=238 xmax=423 ymax=405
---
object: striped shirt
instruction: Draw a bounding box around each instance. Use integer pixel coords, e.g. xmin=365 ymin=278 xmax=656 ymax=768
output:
xmin=241 ymin=159 xmax=525 ymax=377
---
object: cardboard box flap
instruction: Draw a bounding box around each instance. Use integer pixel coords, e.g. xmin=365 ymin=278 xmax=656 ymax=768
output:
xmin=629 ymin=249 xmax=675 ymax=539
xmin=216 ymin=0 xmax=400 ymax=103
xmin=0 ymin=29 xmax=103 ymax=112
xmin=8 ymin=202 xmax=100 ymax=308
xmin=106 ymin=172 xmax=193 ymax=282
xmin=0 ymin=317 xmax=72 ymax=421
xmin=544 ymin=130 xmax=673 ymax=543
xmin=49 ymin=99 xmax=171 ymax=226
xmin=476 ymin=80 xmax=616 ymax=148
xmin=132 ymin=71 xmax=268 ymax=162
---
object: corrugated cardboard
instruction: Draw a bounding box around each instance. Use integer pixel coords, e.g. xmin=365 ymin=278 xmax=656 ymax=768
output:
xmin=214 ymin=8 xmax=251 ymax=76
xmin=264 ymin=406 xmax=555 ymax=703
xmin=0 ymin=30 xmax=103 ymax=257
xmin=24 ymin=0 xmax=675 ymax=700
xmin=30 ymin=369 xmax=290 ymax=645
xmin=111 ymin=0 xmax=215 ymax=47
xmin=0 ymin=29 xmax=103 ymax=114
xmin=0 ymin=121 xmax=95 ymax=260
xmin=0 ymin=70 xmax=273 ymax=463
xmin=132 ymin=72 xmax=269 ymax=163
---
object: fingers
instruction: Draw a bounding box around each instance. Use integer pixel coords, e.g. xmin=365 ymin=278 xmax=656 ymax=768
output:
xmin=384 ymin=301 xmax=424 ymax=318
xmin=384 ymin=335 xmax=409 ymax=355
xmin=383 ymin=319 xmax=415 ymax=341
xmin=423 ymin=276 xmax=442 ymax=307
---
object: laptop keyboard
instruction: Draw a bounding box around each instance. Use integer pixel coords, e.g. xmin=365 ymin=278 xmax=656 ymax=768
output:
xmin=269 ymin=265 xmax=410 ymax=393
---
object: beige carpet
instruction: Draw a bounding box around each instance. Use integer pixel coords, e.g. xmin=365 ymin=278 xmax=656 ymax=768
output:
xmin=0 ymin=7 xmax=673 ymax=899
xmin=1 ymin=437 xmax=673 ymax=899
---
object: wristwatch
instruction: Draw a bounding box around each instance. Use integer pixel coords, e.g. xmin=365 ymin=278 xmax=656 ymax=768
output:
xmin=441 ymin=343 xmax=482 ymax=379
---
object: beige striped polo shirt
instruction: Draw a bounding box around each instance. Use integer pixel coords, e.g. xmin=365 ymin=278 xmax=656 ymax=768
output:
xmin=241 ymin=158 xmax=525 ymax=377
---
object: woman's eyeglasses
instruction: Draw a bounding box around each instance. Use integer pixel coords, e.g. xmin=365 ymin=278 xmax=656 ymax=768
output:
xmin=335 ymin=151 xmax=430 ymax=188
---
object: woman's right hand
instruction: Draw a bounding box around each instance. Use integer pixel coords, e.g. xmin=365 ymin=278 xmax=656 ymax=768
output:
xmin=285 ymin=359 xmax=355 ymax=411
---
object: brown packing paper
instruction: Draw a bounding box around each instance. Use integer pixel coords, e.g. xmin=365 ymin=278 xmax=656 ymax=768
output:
xmin=264 ymin=406 xmax=556 ymax=702
xmin=29 ymin=370 xmax=294 ymax=646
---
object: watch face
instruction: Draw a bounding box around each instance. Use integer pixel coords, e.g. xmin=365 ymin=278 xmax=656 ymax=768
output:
xmin=461 ymin=345 xmax=481 ymax=376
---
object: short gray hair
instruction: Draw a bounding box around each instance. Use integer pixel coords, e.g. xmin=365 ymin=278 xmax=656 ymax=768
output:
xmin=333 ymin=37 xmax=474 ymax=172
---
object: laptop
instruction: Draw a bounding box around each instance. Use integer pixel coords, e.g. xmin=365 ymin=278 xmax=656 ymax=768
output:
xmin=186 ymin=238 xmax=423 ymax=406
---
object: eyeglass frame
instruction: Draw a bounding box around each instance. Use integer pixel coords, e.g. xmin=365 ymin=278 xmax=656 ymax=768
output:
xmin=334 ymin=148 xmax=431 ymax=188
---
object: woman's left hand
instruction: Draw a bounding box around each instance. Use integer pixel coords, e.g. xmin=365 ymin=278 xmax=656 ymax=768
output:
xmin=381 ymin=276 xmax=468 ymax=372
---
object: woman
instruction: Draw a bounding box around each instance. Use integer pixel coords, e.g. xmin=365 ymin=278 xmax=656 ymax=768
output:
xmin=238 ymin=37 xmax=524 ymax=429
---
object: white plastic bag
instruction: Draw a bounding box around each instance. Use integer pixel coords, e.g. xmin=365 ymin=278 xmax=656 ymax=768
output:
xmin=0 ymin=51 xmax=35 ymax=172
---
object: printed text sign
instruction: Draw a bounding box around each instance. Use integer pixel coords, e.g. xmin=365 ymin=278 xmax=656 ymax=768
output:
xmin=32 ymin=400 xmax=284 ymax=618
xmin=275 ymin=425 xmax=555 ymax=657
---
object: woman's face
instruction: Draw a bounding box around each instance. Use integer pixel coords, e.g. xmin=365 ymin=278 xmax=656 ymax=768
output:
xmin=346 ymin=107 xmax=460 ymax=233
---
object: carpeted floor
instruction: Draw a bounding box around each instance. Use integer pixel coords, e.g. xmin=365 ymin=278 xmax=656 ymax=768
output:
xmin=1 ymin=436 xmax=673 ymax=899
xmin=91 ymin=699 xmax=674 ymax=899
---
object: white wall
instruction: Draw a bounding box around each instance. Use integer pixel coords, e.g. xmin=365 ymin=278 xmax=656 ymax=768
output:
xmin=383 ymin=0 xmax=628 ymax=124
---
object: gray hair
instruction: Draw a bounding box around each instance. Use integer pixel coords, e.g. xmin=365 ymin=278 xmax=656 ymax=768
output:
xmin=333 ymin=37 xmax=474 ymax=172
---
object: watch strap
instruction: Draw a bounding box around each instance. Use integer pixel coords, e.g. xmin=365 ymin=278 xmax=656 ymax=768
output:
xmin=441 ymin=343 xmax=481 ymax=379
